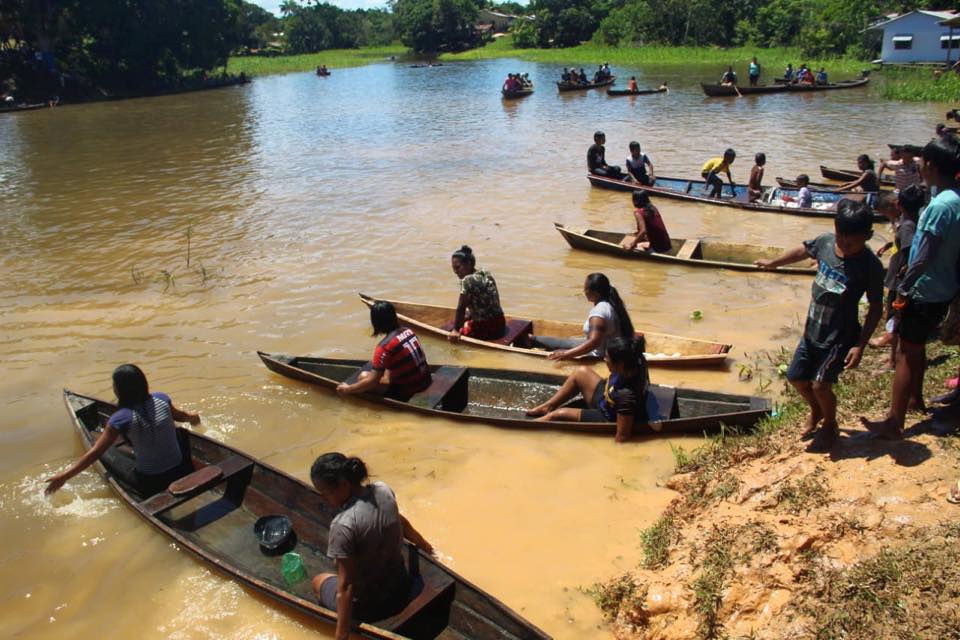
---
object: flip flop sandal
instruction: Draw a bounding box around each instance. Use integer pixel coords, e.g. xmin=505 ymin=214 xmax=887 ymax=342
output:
xmin=948 ymin=480 xmax=960 ymax=504
xmin=948 ymin=377 xmax=959 ymax=390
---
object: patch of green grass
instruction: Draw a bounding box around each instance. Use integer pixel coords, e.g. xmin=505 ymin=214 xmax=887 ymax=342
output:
xmin=584 ymin=573 xmax=647 ymax=621
xmin=775 ymin=467 xmax=831 ymax=514
xmin=690 ymin=525 xmax=737 ymax=640
xmin=640 ymin=515 xmax=678 ymax=569
xmin=442 ymin=37 xmax=867 ymax=76
xmin=228 ymin=45 xmax=407 ymax=77
xmin=879 ymin=68 xmax=960 ymax=102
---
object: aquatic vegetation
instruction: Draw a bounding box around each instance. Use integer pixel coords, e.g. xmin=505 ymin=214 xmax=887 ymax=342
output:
xmin=879 ymin=68 xmax=960 ymax=103
xmin=130 ymin=222 xmax=217 ymax=293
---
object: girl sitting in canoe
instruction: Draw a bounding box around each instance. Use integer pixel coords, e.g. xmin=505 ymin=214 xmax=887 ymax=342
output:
xmin=836 ymin=154 xmax=879 ymax=193
xmin=310 ymin=452 xmax=434 ymax=635
xmin=448 ymin=245 xmax=506 ymax=342
xmin=526 ymin=336 xmax=652 ymax=442
xmin=336 ymin=301 xmax=432 ymax=401
xmin=529 ymin=273 xmax=635 ymax=360
xmin=45 ymin=364 xmax=200 ymax=497
xmin=620 ymin=190 xmax=671 ymax=253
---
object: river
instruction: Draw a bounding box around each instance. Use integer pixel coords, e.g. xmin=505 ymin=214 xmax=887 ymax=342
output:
xmin=0 ymin=58 xmax=946 ymax=639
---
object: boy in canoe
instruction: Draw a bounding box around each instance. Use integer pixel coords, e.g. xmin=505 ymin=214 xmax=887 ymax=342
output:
xmin=701 ymin=149 xmax=736 ymax=198
xmin=754 ymin=200 xmax=884 ymax=452
xmin=588 ymin=131 xmax=624 ymax=179
xmin=747 ymin=152 xmax=766 ymax=202
xmin=625 ymin=141 xmax=655 ymax=186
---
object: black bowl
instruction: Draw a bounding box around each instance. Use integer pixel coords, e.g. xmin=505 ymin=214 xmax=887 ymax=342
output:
xmin=254 ymin=515 xmax=296 ymax=555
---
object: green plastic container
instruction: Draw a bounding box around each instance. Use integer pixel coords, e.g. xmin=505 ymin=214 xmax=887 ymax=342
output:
xmin=281 ymin=551 xmax=307 ymax=585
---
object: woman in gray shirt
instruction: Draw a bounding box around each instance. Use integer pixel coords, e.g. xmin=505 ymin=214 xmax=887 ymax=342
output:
xmin=310 ymin=453 xmax=434 ymax=637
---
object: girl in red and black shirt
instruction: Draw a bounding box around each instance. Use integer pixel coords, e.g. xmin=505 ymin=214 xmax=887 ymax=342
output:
xmin=336 ymin=301 xmax=432 ymax=401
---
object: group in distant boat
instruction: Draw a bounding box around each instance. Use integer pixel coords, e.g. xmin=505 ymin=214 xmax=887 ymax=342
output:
xmin=316 ymin=65 xmax=330 ymax=76
xmin=560 ymin=63 xmax=612 ymax=86
xmin=783 ymin=63 xmax=828 ymax=86
xmin=502 ymin=73 xmax=532 ymax=93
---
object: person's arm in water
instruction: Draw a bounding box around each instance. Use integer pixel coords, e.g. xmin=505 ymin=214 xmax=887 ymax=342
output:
xmin=399 ymin=513 xmax=434 ymax=553
xmin=333 ymin=558 xmax=357 ymax=640
xmin=547 ymin=316 xmax=605 ymax=360
xmin=45 ymin=426 xmax=119 ymax=494
xmin=449 ymin=292 xmax=469 ymax=342
xmin=171 ymin=404 xmax=201 ymax=425
xmin=753 ymin=244 xmax=810 ymax=269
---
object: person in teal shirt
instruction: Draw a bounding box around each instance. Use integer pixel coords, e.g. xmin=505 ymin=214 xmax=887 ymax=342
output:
xmin=864 ymin=135 xmax=960 ymax=439
xmin=748 ymin=57 xmax=761 ymax=86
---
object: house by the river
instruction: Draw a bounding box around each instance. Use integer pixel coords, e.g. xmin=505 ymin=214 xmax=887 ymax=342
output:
xmin=867 ymin=10 xmax=960 ymax=65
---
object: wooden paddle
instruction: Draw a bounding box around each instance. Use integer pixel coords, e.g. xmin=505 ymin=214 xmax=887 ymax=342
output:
xmin=733 ymin=83 xmax=742 ymax=97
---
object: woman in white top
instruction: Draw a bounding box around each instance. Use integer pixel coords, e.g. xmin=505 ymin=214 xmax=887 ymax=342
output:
xmin=529 ymin=273 xmax=636 ymax=360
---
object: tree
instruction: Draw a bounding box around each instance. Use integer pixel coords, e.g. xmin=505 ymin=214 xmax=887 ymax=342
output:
xmin=392 ymin=0 xmax=479 ymax=53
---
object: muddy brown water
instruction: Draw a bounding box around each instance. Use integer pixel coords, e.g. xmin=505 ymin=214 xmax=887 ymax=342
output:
xmin=0 ymin=60 xmax=946 ymax=638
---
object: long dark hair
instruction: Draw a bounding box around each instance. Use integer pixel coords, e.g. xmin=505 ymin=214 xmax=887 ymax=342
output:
xmin=113 ymin=364 xmax=150 ymax=409
xmin=310 ymin=452 xmax=369 ymax=489
xmin=606 ymin=336 xmax=649 ymax=388
xmin=857 ymin=154 xmax=875 ymax=171
xmin=585 ymin=273 xmax=634 ymax=338
xmin=370 ymin=300 xmax=400 ymax=336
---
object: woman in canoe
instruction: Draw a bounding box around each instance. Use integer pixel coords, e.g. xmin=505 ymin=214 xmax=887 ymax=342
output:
xmin=310 ymin=452 xmax=434 ymax=637
xmin=45 ymin=364 xmax=200 ymax=497
xmin=336 ymin=301 xmax=432 ymax=401
xmin=526 ymin=336 xmax=651 ymax=442
xmin=620 ymin=189 xmax=671 ymax=253
xmin=448 ymin=245 xmax=506 ymax=342
xmin=529 ymin=273 xmax=635 ymax=360
xmin=836 ymin=154 xmax=879 ymax=193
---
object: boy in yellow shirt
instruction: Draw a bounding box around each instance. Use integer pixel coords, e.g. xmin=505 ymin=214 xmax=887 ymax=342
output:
xmin=701 ymin=148 xmax=736 ymax=198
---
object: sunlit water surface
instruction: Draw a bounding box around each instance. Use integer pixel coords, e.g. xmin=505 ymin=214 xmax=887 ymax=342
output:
xmin=0 ymin=59 xmax=945 ymax=638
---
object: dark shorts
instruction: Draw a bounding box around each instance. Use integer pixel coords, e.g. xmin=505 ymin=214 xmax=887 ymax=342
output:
xmin=318 ymin=574 xmax=415 ymax=621
xmin=786 ymin=337 xmax=852 ymax=384
xmin=580 ymin=380 xmax=613 ymax=423
xmin=319 ymin=575 xmax=338 ymax=610
xmin=896 ymin=299 xmax=948 ymax=344
xmin=462 ymin=315 xmax=506 ymax=340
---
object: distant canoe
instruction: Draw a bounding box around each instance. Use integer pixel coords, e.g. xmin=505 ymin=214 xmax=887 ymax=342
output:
xmin=502 ymin=87 xmax=534 ymax=99
xmin=315 ymin=69 xmax=331 ymax=76
xmin=357 ymin=293 xmax=732 ymax=367
xmin=701 ymin=77 xmax=868 ymax=97
xmin=820 ymin=165 xmax=896 ymax=186
xmin=0 ymin=102 xmax=48 ymax=114
xmin=586 ymin=174 xmax=881 ymax=221
xmin=607 ymin=86 xmax=667 ymax=96
xmin=557 ymin=77 xmax=615 ymax=92
xmin=409 ymin=63 xmax=443 ymax=68
xmin=258 ymin=353 xmax=771 ymax=437
xmin=776 ymin=176 xmax=892 ymax=193
xmin=554 ymin=223 xmax=815 ymax=276
xmin=64 ymin=390 xmax=550 ymax=640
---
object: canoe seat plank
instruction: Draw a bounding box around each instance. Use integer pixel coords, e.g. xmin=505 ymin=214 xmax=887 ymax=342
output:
xmin=410 ymin=366 xmax=469 ymax=412
xmin=675 ymin=239 xmax=702 ymax=260
xmin=141 ymin=455 xmax=254 ymax=516
xmin=651 ymin=386 xmax=678 ymax=420
xmin=378 ymin=575 xmax=456 ymax=635
xmin=168 ymin=465 xmax=222 ymax=495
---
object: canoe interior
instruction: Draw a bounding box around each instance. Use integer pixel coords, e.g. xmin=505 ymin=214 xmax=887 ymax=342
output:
xmin=281 ymin=357 xmax=766 ymax=430
xmin=557 ymin=77 xmax=615 ymax=91
xmin=776 ymin=176 xmax=890 ymax=193
xmin=378 ymin=297 xmax=729 ymax=359
xmin=65 ymin=391 xmax=548 ymax=640
xmin=580 ymin=229 xmax=789 ymax=263
xmin=607 ymin=88 xmax=665 ymax=96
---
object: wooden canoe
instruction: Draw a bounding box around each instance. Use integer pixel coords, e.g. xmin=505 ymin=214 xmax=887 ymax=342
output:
xmin=63 ymin=390 xmax=550 ymax=640
xmin=502 ymin=87 xmax=534 ymax=99
xmin=0 ymin=102 xmax=48 ymax=114
xmin=257 ymin=353 xmax=772 ymax=437
xmin=607 ymin=86 xmax=667 ymax=96
xmin=554 ymin=224 xmax=815 ymax=276
xmin=776 ymin=176 xmax=892 ymax=193
xmin=557 ymin=77 xmax=615 ymax=92
xmin=701 ymin=77 xmax=868 ymax=97
xmin=357 ymin=293 xmax=732 ymax=367
xmin=586 ymin=174 xmax=882 ymax=221
xmin=820 ymin=165 xmax=896 ymax=186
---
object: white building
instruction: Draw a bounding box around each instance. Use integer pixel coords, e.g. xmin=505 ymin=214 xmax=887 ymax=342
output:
xmin=867 ymin=10 xmax=960 ymax=64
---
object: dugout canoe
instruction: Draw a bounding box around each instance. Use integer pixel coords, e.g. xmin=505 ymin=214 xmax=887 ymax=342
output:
xmin=357 ymin=293 xmax=732 ymax=367
xmin=502 ymin=87 xmax=534 ymax=99
xmin=776 ymin=176 xmax=892 ymax=193
xmin=819 ymin=165 xmax=896 ymax=186
xmin=607 ymin=85 xmax=667 ymax=96
xmin=586 ymin=174 xmax=882 ymax=221
xmin=701 ymin=77 xmax=868 ymax=97
xmin=0 ymin=102 xmax=49 ymax=114
xmin=557 ymin=76 xmax=615 ymax=92
xmin=63 ymin=389 xmax=550 ymax=640
xmin=553 ymin=224 xmax=815 ymax=276
xmin=257 ymin=353 xmax=771 ymax=437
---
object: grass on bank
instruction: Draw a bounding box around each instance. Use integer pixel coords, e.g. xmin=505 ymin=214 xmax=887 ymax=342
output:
xmin=879 ymin=67 xmax=960 ymax=102
xmin=227 ymin=45 xmax=407 ymax=77
xmin=442 ymin=36 xmax=869 ymax=76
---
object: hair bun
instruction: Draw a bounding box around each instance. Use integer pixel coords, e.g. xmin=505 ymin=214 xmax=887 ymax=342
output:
xmin=459 ymin=245 xmax=473 ymax=255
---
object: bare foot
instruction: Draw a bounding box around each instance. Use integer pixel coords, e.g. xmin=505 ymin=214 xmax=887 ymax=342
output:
xmin=800 ymin=410 xmax=823 ymax=440
xmin=806 ymin=422 xmax=839 ymax=453
xmin=860 ymin=416 xmax=904 ymax=440
xmin=906 ymin=398 xmax=927 ymax=414
xmin=525 ymin=403 xmax=553 ymax=417
xmin=869 ymin=333 xmax=893 ymax=348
